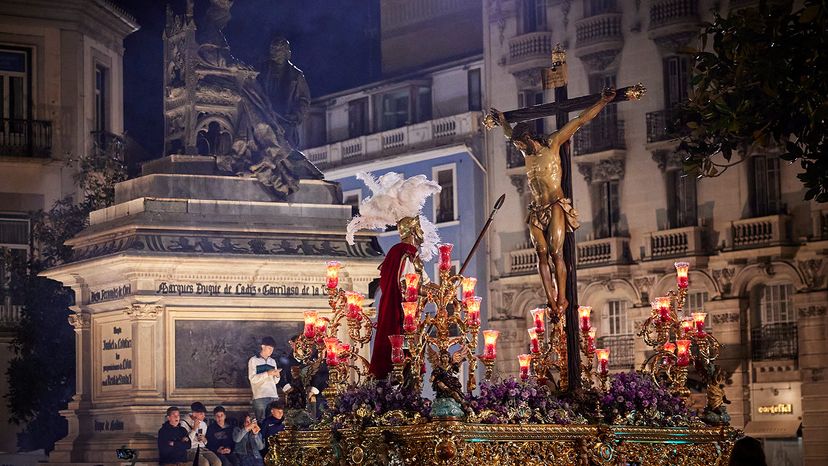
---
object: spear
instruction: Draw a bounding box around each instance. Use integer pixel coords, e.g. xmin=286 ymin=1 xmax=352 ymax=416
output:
xmin=459 ymin=194 xmax=506 ymax=276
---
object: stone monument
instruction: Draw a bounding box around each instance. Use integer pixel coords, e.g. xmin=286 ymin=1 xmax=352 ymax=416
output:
xmin=41 ymin=2 xmax=382 ymax=464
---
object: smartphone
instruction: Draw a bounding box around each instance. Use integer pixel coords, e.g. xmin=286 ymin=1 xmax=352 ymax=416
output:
xmin=197 ymin=428 xmax=203 ymax=434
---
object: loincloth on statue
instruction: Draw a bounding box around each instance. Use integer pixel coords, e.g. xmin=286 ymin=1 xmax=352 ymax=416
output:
xmin=526 ymin=198 xmax=580 ymax=232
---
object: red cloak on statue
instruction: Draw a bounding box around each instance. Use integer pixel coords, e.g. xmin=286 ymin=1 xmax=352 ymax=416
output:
xmin=369 ymin=242 xmax=418 ymax=379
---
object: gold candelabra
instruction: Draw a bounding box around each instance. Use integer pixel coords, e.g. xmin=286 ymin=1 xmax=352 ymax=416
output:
xmin=638 ymin=262 xmax=722 ymax=402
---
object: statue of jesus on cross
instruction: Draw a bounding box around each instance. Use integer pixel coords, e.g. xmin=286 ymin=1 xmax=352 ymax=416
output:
xmin=487 ymin=87 xmax=616 ymax=315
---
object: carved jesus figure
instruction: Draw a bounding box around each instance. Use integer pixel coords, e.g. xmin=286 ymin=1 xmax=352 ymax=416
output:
xmin=489 ymin=87 xmax=616 ymax=315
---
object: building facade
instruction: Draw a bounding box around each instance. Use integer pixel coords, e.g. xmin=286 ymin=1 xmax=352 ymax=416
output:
xmin=482 ymin=1 xmax=827 ymax=465
xmin=0 ymin=0 xmax=137 ymax=455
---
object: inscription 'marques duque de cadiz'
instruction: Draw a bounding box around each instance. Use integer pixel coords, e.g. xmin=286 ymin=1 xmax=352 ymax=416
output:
xmin=155 ymin=281 xmax=323 ymax=297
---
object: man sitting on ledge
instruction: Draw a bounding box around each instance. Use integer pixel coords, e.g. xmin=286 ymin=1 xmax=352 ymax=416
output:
xmin=157 ymin=406 xmax=190 ymax=466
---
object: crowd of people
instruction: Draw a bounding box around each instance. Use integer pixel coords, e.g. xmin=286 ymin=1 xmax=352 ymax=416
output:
xmin=158 ymin=336 xmax=290 ymax=466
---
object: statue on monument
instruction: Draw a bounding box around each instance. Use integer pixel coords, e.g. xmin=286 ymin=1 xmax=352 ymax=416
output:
xmin=167 ymin=0 xmax=323 ymax=199
xmin=487 ymin=87 xmax=616 ymax=316
xmin=257 ymin=36 xmax=311 ymax=149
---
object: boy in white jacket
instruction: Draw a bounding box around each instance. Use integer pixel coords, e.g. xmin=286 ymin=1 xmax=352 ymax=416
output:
xmin=248 ymin=336 xmax=281 ymax=420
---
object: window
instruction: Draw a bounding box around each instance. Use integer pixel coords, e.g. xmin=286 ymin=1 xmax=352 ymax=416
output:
xmin=518 ymin=90 xmax=545 ymax=135
xmin=415 ymin=87 xmax=432 ymax=123
xmin=685 ymin=291 xmax=710 ymax=330
xmin=375 ymin=85 xmax=431 ymax=131
xmin=433 ymin=166 xmax=457 ymax=224
xmin=94 ymin=64 xmax=108 ymax=133
xmin=0 ymin=215 xmax=30 ymax=313
xmin=468 ymin=69 xmax=482 ymax=112
xmin=663 ymin=56 xmax=690 ymax=107
xmin=606 ymin=300 xmax=630 ymax=335
xmin=594 ymin=180 xmax=620 ymax=239
xmin=589 ymin=74 xmax=617 ymax=140
xmin=667 ymin=170 xmax=697 ymax=228
xmin=343 ymin=189 xmax=361 ymax=216
xmin=599 ymin=300 xmax=634 ymax=368
xmin=379 ymin=89 xmax=408 ymax=131
xmin=0 ymin=48 xmax=29 ymax=122
xmin=760 ymin=284 xmax=794 ymax=325
xmin=586 ymin=0 xmax=616 ymax=16
xmin=522 ymin=0 xmax=547 ymax=33
xmin=348 ymin=98 xmax=369 ymax=138
xmin=750 ymin=155 xmax=781 ymax=217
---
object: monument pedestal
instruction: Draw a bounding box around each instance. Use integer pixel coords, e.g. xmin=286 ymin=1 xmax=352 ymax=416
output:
xmin=42 ymin=156 xmax=383 ymax=464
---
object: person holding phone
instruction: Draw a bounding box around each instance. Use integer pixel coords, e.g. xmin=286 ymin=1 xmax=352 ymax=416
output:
xmin=248 ymin=336 xmax=281 ymax=420
xmin=181 ymin=402 xmax=222 ymax=466
xmin=232 ymin=413 xmax=265 ymax=466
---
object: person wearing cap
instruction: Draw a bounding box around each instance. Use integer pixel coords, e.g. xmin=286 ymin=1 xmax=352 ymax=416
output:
xmin=248 ymin=336 xmax=281 ymax=421
xmin=180 ymin=402 xmax=222 ymax=466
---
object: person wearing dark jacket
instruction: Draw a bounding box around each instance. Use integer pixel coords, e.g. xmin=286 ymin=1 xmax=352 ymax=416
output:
xmin=259 ymin=399 xmax=285 ymax=456
xmin=158 ymin=406 xmax=191 ymax=465
xmin=206 ymin=406 xmax=237 ymax=466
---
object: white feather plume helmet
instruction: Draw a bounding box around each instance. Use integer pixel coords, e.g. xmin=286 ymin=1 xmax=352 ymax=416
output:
xmin=345 ymin=172 xmax=442 ymax=261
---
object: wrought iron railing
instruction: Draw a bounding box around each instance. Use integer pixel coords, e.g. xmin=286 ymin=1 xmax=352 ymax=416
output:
xmin=751 ymin=324 xmax=798 ymax=361
xmin=573 ymin=119 xmax=625 ymax=155
xmin=0 ymin=118 xmax=52 ymax=158
xmin=597 ymin=334 xmax=635 ymax=369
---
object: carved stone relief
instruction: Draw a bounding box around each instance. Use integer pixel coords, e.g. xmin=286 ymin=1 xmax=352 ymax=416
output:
xmin=712 ymin=267 xmax=735 ymax=296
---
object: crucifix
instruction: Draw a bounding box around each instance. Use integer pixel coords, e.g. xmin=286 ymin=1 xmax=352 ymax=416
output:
xmin=484 ymin=45 xmax=645 ymax=390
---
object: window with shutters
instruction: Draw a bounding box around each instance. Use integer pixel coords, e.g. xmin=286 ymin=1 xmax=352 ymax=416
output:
xmin=468 ymin=69 xmax=482 ymax=111
xmin=94 ymin=64 xmax=109 ymax=133
xmin=751 ymin=283 xmax=797 ymax=360
xmin=348 ymin=98 xmax=369 ymax=138
xmin=599 ymin=300 xmax=634 ymax=368
xmin=594 ymin=180 xmax=621 ymax=239
xmin=750 ymin=155 xmax=782 ymax=217
xmin=433 ymin=165 xmax=457 ymax=224
xmin=0 ymin=215 xmax=30 ymax=317
xmin=663 ymin=55 xmax=690 ymax=108
xmin=522 ymin=0 xmax=548 ymax=33
xmin=667 ymin=169 xmax=698 ymax=228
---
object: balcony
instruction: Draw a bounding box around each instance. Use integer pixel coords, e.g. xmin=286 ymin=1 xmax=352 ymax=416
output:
xmin=575 ymin=13 xmax=623 ymax=53
xmin=303 ymin=112 xmax=479 ymax=170
xmin=0 ymin=118 xmax=52 ymax=158
xmin=576 ymin=236 xmax=631 ymax=268
xmin=648 ymin=0 xmax=699 ymax=45
xmin=573 ymin=119 xmax=625 ymax=156
xmin=730 ymin=214 xmax=791 ymax=249
xmin=506 ymin=32 xmax=555 ymax=75
xmin=643 ymin=225 xmax=707 ymax=259
xmin=645 ymin=109 xmax=680 ymax=143
xmin=507 ymin=243 xmax=536 ymax=276
xmin=597 ymin=335 xmax=635 ymax=369
xmin=0 ymin=302 xmax=22 ymax=329
xmin=751 ymin=324 xmax=798 ymax=361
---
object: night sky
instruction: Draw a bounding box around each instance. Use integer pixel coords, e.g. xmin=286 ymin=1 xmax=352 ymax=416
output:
xmin=115 ymin=0 xmax=380 ymax=157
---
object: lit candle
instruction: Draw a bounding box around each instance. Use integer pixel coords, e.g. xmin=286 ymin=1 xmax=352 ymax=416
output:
xmin=303 ymin=311 xmax=318 ymax=338
xmin=345 ymin=291 xmax=364 ymax=320
xmin=578 ymin=306 xmax=592 ymax=332
xmin=587 ymin=328 xmax=596 ymax=353
xmin=482 ymin=330 xmax=500 ymax=360
xmin=518 ymin=354 xmax=532 ymax=381
xmin=402 ymin=301 xmax=419 ymax=333
xmin=438 ymin=243 xmax=454 ymax=273
xmin=680 ymin=318 xmax=694 ymax=336
xmin=676 ymin=339 xmax=691 ymax=366
xmin=662 ymin=342 xmax=676 ymax=365
xmin=314 ymin=317 xmax=329 ymax=343
xmin=692 ymin=312 xmax=707 ymax=335
xmin=527 ymin=328 xmax=540 ymax=353
xmin=465 ymin=296 xmax=482 ymax=327
xmin=675 ymin=261 xmax=690 ymax=289
xmin=404 ymin=273 xmax=420 ymax=302
xmin=653 ymin=296 xmax=671 ymax=322
xmin=531 ymin=307 xmax=545 ymax=333
xmin=596 ymin=348 xmax=610 ymax=375
xmin=326 ymin=260 xmax=341 ymax=289
xmin=461 ymin=277 xmax=477 ymax=300
xmin=324 ymin=337 xmax=339 ymax=366
xmin=388 ymin=335 xmax=405 ymax=364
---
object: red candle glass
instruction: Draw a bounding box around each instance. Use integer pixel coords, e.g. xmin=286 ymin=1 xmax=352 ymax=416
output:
xmin=345 ymin=291 xmax=364 ymax=319
xmin=596 ymin=348 xmax=610 ymax=375
xmin=314 ymin=317 xmax=329 ymax=338
xmin=662 ymin=342 xmax=676 ymax=365
xmin=653 ymin=296 xmax=671 ymax=322
xmin=389 ymin=334 xmax=405 ymax=364
xmin=680 ymin=318 xmax=693 ymax=336
xmin=518 ymin=354 xmax=532 ymax=381
xmin=675 ymin=262 xmax=690 ymax=289
xmin=438 ymin=243 xmax=454 ymax=273
xmin=527 ymin=328 xmax=540 ymax=354
xmin=324 ymin=337 xmax=339 ymax=366
xmin=404 ymin=273 xmax=419 ymax=302
xmin=461 ymin=277 xmax=477 ymax=300
xmin=692 ymin=312 xmax=707 ymax=335
xmin=464 ymin=296 xmax=482 ymax=327
xmin=587 ymin=328 xmax=596 ymax=353
xmin=402 ymin=301 xmax=419 ymax=333
xmin=530 ymin=307 xmax=545 ymax=333
xmin=482 ymin=330 xmax=500 ymax=360
xmin=676 ymin=339 xmax=691 ymax=366
xmin=326 ymin=260 xmax=341 ymax=289
xmin=303 ymin=311 xmax=318 ymax=338
xmin=578 ymin=306 xmax=592 ymax=332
